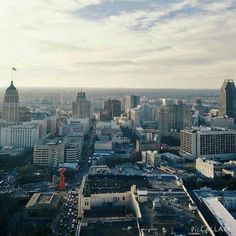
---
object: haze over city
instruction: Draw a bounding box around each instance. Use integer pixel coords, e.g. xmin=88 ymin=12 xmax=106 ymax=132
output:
xmin=0 ymin=0 xmax=236 ymax=88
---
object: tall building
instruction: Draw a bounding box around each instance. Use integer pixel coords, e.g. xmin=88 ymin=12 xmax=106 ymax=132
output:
xmin=100 ymin=99 xmax=121 ymax=121
xmin=72 ymin=91 xmax=91 ymax=118
xmin=124 ymin=95 xmax=140 ymax=111
xmin=104 ymin=99 xmax=121 ymax=117
xmin=3 ymin=81 xmax=19 ymax=123
xmin=130 ymin=108 xmax=140 ymax=127
xmin=180 ymin=127 xmax=236 ymax=160
xmin=219 ymin=80 xmax=236 ymax=121
xmin=159 ymin=100 xmax=193 ymax=138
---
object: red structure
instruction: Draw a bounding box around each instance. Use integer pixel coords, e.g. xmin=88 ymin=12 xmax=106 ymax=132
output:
xmin=58 ymin=168 xmax=65 ymax=190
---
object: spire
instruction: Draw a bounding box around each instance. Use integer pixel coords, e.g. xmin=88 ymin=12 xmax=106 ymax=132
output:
xmin=6 ymin=80 xmax=17 ymax=91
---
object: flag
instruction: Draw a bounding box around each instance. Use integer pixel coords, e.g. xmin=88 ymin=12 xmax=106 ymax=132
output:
xmin=12 ymin=67 xmax=17 ymax=71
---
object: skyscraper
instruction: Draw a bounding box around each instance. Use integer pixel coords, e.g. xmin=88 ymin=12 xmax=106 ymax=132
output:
xmin=124 ymin=95 xmax=140 ymax=111
xmin=159 ymin=100 xmax=193 ymax=138
xmin=72 ymin=91 xmax=91 ymax=118
xmin=100 ymin=99 xmax=121 ymax=121
xmin=219 ymin=80 xmax=236 ymax=121
xmin=3 ymin=81 xmax=19 ymax=123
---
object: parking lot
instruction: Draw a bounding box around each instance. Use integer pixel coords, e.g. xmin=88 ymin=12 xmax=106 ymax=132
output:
xmin=54 ymin=190 xmax=79 ymax=236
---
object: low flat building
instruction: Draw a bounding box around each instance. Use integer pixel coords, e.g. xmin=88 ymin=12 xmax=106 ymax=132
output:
xmin=26 ymin=192 xmax=60 ymax=217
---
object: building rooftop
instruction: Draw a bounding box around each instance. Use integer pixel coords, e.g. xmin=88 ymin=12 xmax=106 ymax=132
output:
xmin=26 ymin=192 xmax=60 ymax=209
xmin=80 ymin=220 xmax=139 ymax=236
xmin=182 ymin=127 xmax=236 ymax=133
xmin=82 ymin=174 xmax=151 ymax=197
xmin=203 ymin=197 xmax=236 ymax=236
xmin=194 ymin=188 xmax=236 ymax=199
xmin=140 ymin=191 xmax=205 ymax=235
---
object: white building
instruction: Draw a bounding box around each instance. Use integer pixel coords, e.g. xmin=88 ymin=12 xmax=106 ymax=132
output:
xmin=142 ymin=151 xmax=161 ymax=167
xmin=0 ymin=124 xmax=40 ymax=148
xmin=196 ymin=158 xmax=223 ymax=178
xmin=180 ymin=127 xmax=236 ymax=160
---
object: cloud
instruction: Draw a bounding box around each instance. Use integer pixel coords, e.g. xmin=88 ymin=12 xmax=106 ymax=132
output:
xmin=0 ymin=0 xmax=235 ymax=89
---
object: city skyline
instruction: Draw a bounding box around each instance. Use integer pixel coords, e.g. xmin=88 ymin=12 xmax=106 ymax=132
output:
xmin=0 ymin=0 xmax=236 ymax=89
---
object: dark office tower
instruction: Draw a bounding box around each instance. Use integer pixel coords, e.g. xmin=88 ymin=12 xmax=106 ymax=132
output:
xmin=100 ymin=99 xmax=121 ymax=121
xmin=104 ymin=99 xmax=121 ymax=117
xmin=124 ymin=95 xmax=140 ymax=110
xmin=3 ymin=81 xmax=19 ymax=123
xmin=219 ymin=80 xmax=236 ymax=121
xmin=72 ymin=91 xmax=91 ymax=118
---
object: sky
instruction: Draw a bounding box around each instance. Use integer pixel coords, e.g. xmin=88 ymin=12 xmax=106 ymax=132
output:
xmin=0 ymin=0 xmax=236 ymax=89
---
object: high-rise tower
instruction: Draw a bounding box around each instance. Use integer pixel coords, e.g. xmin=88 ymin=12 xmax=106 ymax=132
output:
xmin=219 ymin=80 xmax=236 ymax=121
xmin=124 ymin=95 xmax=140 ymax=111
xmin=3 ymin=81 xmax=19 ymax=123
xmin=72 ymin=91 xmax=91 ymax=118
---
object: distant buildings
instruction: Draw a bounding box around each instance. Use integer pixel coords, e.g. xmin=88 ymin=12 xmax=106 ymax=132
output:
xmin=72 ymin=91 xmax=91 ymax=118
xmin=30 ymin=112 xmax=57 ymax=137
xmin=130 ymin=108 xmax=140 ymax=127
xmin=3 ymin=81 xmax=19 ymax=123
xmin=159 ymin=100 xmax=193 ymax=139
xmin=19 ymin=106 xmax=32 ymax=122
xmin=219 ymin=79 xmax=236 ymax=122
xmin=210 ymin=116 xmax=234 ymax=129
xmin=124 ymin=95 xmax=140 ymax=111
xmin=180 ymin=127 xmax=236 ymax=160
xmin=59 ymin=117 xmax=90 ymax=136
xmin=100 ymin=99 xmax=121 ymax=121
